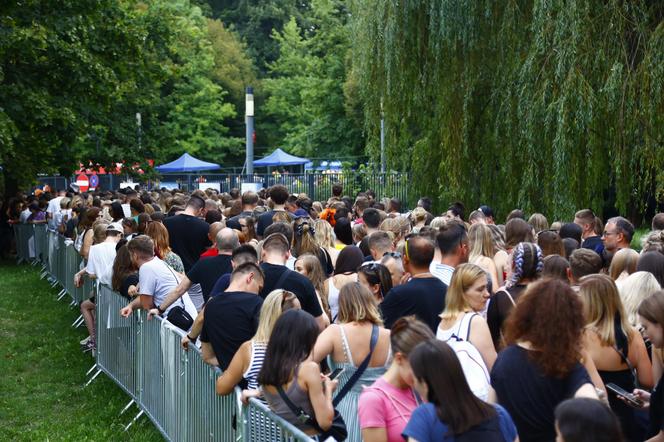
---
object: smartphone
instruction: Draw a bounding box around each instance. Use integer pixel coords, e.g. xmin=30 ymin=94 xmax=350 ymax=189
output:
xmin=328 ymin=368 xmax=345 ymax=380
xmin=606 ymin=383 xmax=643 ymax=407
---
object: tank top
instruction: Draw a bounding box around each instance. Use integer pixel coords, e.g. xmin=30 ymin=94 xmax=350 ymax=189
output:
xmin=262 ymin=366 xmax=317 ymax=432
xmin=328 ymin=275 xmax=357 ymax=323
xmin=243 ymin=340 xmax=266 ymax=391
xmin=436 ymin=313 xmax=469 ymax=341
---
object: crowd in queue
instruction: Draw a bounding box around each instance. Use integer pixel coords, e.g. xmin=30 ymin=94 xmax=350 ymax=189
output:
xmin=5 ymin=183 xmax=664 ymax=442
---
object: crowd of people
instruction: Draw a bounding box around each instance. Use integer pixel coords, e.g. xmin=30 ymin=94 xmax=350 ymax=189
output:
xmin=6 ymin=182 xmax=664 ymax=442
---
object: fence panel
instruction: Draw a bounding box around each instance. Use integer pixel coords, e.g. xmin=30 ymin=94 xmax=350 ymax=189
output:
xmin=37 ymin=171 xmax=412 ymax=208
xmin=13 ymin=224 xmax=32 ymax=263
xmin=242 ymin=398 xmax=314 ymax=442
xmin=96 ymin=285 xmax=139 ymax=400
xmin=187 ymin=348 xmax=237 ymax=441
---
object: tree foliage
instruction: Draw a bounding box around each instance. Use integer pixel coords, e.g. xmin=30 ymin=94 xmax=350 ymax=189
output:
xmin=262 ymin=0 xmax=364 ymax=159
xmin=0 ymin=0 xmax=240 ymax=193
xmin=351 ymin=0 xmax=664 ymax=219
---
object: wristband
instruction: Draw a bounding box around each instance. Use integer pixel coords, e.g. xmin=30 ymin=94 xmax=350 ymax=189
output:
xmin=187 ymin=334 xmax=197 ymax=342
xmin=157 ymin=305 xmax=165 ymax=314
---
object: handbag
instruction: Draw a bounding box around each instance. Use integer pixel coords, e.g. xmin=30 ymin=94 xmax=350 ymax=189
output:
xmin=163 ymin=264 xmax=194 ymax=331
xmin=332 ymin=325 xmax=378 ymax=406
xmin=276 ymin=385 xmax=347 ymax=441
xmin=166 ymin=305 xmax=194 ymax=331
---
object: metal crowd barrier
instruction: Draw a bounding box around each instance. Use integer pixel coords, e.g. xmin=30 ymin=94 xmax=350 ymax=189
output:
xmin=15 ymin=227 xmax=315 ymax=441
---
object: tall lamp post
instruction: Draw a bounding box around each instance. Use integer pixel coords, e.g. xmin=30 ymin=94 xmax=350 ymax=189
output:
xmin=245 ymin=87 xmax=254 ymax=176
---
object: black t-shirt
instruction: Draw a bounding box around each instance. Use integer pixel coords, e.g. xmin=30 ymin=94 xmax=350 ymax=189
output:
xmin=259 ymin=263 xmax=323 ymax=318
xmin=186 ymin=254 xmax=233 ymax=302
xmin=119 ymin=273 xmax=139 ymax=299
xmin=200 ymin=291 xmax=263 ymax=370
xmin=209 ymin=273 xmax=231 ymax=298
xmin=163 ymin=214 xmax=210 ymax=272
xmin=649 ymin=374 xmax=664 ymax=438
xmin=487 ymin=284 xmax=528 ymax=350
xmin=256 ymin=209 xmax=292 ymax=237
xmin=380 ymin=277 xmax=447 ymax=332
xmin=491 ymin=345 xmax=592 ymax=442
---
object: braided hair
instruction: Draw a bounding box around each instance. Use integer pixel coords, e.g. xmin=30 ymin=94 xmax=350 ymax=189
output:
xmin=508 ymin=242 xmax=543 ymax=288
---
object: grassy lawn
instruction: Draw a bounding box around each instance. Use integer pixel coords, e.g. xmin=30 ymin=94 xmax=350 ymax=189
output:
xmin=0 ymin=260 xmax=162 ymax=441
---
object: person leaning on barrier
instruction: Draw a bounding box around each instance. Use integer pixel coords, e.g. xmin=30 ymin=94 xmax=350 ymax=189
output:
xmin=74 ymin=222 xmax=123 ymax=352
xmin=119 ymin=235 xmax=196 ymax=322
xmin=145 ymin=228 xmax=238 ymax=318
xmin=196 ymin=262 xmax=265 ymax=369
xmin=215 ymin=289 xmax=301 ymax=396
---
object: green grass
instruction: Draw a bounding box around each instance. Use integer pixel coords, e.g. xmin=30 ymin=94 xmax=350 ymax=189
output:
xmin=0 ymin=260 xmax=163 ymax=441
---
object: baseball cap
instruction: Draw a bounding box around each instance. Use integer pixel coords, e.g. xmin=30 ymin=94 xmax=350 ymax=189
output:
xmin=478 ymin=205 xmax=494 ymax=218
xmin=107 ymin=222 xmax=124 ymax=233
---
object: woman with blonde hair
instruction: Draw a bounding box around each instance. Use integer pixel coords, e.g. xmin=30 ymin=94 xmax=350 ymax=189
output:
xmin=579 ymin=274 xmax=653 ymax=441
xmin=617 ymin=271 xmax=662 ymax=330
xmin=216 ymin=289 xmax=300 ymax=395
xmin=487 ymin=224 xmax=509 ymax=287
xmin=467 ymin=224 xmax=500 ymax=292
xmin=609 ymin=248 xmax=640 ymax=282
xmin=314 ymin=282 xmax=392 ymax=442
xmin=292 ymin=218 xmax=334 ymax=276
xmin=295 ymin=253 xmax=330 ymax=320
xmin=528 ymin=213 xmax=549 ymax=234
xmin=409 ymin=207 xmax=428 ymax=233
xmin=313 ymin=219 xmax=339 ymax=266
xmin=437 ymin=264 xmax=497 ymax=375
xmin=145 ymin=221 xmax=184 ymax=273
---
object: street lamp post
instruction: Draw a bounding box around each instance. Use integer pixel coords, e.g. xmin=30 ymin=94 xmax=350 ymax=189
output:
xmin=245 ymin=87 xmax=254 ymax=176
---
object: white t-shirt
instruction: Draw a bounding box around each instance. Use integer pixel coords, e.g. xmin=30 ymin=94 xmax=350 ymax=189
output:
xmin=46 ymin=197 xmax=64 ymax=231
xmin=430 ymin=262 xmax=454 ymax=286
xmin=138 ymin=257 xmax=180 ymax=313
xmin=20 ymin=208 xmax=31 ymax=223
xmin=86 ymin=241 xmax=117 ymax=286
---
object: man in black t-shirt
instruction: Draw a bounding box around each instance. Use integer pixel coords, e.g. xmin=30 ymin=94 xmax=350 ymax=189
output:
xmin=380 ymin=235 xmax=447 ymax=332
xmin=199 ymin=262 xmax=264 ymax=369
xmin=147 ymin=229 xmax=239 ymax=317
xmin=226 ymin=191 xmax=259 ymax=230
xmin=163 ymin=194 xmax=210 ymax=271
xmin=259 ymin=232 xmax=328 ymax=330
xmin=256 ymin=185 xmax=291 ymax=238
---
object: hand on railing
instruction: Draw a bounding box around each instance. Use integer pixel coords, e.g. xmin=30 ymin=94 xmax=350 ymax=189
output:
xmin=240 ymin=389 xmax=262 ymax=405
xmin=127 ymin=285 xmax=139 ymax=297
xmin=120 ymin=305 xmax=133 ymax=318
xmin=181 ymin=334 xmax=192 ymax=351
xmin=146 ymin=308 xmax=160 ymax=320
xmin=74 ymin=273 xmax=83 ymax=288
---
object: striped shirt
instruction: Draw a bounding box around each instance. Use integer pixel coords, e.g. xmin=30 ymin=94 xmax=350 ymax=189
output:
xmin=243 ymin=340 xmax=267 ymax=391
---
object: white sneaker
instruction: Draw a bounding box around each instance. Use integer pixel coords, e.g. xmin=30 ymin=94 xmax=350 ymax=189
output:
xmin=80 ymin=336 xmax=91 ymax=346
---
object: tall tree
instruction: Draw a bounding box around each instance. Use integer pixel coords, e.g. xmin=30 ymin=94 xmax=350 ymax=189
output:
xmin=351 ymin=0 xmax=664 ymax=220
xmin=262 ymin=0 xmax=364 ymax=159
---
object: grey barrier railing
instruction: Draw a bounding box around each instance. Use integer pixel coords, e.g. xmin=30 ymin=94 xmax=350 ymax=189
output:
xmin=16 ymin=223 xmax=314 ymax=442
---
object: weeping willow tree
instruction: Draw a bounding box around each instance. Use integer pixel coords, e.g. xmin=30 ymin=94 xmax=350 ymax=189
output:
xmin=350 ymin=0 xmax=664 ymax=220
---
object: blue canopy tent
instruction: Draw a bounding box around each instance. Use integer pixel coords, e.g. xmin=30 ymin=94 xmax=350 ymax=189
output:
xmin=253 ymin=148 xmax=309 ymax=168
xmin=155 ymin=153 xmax=221 ymax=172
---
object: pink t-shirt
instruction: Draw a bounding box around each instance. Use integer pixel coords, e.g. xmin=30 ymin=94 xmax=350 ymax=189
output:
xmin=358 ymin=377 xmax=418 ymax=442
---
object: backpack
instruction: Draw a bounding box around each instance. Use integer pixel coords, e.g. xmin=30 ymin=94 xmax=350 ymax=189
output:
xmin=441 ymin=313 xmax=491 ymax=400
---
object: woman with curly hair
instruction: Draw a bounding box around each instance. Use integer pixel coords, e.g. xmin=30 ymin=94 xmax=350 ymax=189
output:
xmin=487 ymin=242 xmax=543 ymax=350
xmin=491 ymin=278 xmax=600 ymax=442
